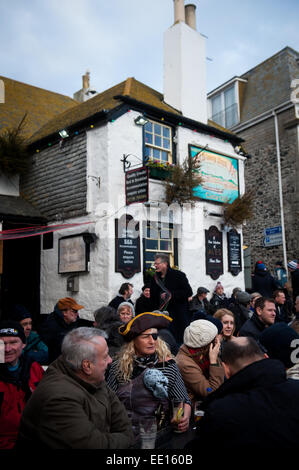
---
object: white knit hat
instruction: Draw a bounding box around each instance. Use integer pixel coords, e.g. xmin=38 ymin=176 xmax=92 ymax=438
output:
xmin=183 ymin=319 xmax=218 ymax=348
xmin=287 ymin=260 xmax=298 ymax=270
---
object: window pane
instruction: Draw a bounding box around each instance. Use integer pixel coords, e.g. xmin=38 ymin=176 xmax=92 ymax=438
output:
xmin=144 ymin=121 xmax=152 ymax=132
xmin=153 ymin=148 xmax=160 ymax=160
xmin=163 ymin=127 xmax=170 ymax=138
xmin=161 ymin=151 xmax=168 ymax=162
xmin=224 ymin=86 xmax=235 ymax=108
xmin=147 ymin=226 xmax=158 ymax=239
xmin=145 ymin=239 xmax=158 ymax=250
xmin=154 ymin=123 xmax=161 ymax=135
xmin=160 ymin=240 xmax=172 ymax=251
xmin=144 ymin=146 xmax=151 ymax=158
xmin=145 ymin=251 xmax=156 ymax=263
xmin=145 ymin=132 xmax=153 ymax=144
xmin=160 ymin=229 xmax=171 ymax=239
xmin=163 ymin=138 xmax=170 ymax=149
xmin=154 ymin=135 xmax=162 ymax=147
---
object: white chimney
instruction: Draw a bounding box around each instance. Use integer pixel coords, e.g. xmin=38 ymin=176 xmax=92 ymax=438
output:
xmin=73 ymin=70 xmax=98 ymax=102
xmin=163 ymin=1 xmax=207 ymax=123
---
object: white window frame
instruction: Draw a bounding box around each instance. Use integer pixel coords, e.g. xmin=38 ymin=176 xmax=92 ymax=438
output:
xmin=144 ymin=119 xmax=173 ymax=164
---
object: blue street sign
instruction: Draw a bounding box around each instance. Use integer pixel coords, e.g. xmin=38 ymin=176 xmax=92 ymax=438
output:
xmin=264 ymin=226 xmax=282 ymax=236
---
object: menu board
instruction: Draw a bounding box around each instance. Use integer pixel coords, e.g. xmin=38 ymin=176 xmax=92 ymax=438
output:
xmin=115 ymin=214 xmax=140 ymax=278
xmin=205 ymin=225 xmax=223 ymax=280
xmin=227 ymin=229 xmax=242 ymax=276
xmin=125 ymin=167 xmax=149 ymax=205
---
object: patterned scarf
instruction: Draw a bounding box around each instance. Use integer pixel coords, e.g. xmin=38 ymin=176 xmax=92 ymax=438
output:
xmin=187 ymin=347 xmax=210 ymax=379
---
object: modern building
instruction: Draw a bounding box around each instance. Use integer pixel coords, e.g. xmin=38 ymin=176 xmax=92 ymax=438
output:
xmin=208 ymin=46 xmax=299 ymax=288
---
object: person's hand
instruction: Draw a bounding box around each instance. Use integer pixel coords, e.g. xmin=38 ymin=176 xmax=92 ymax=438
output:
xmin=209 ymin=336 xmax=221 ymax=364
xmin=171 ymin=404 xmax=191 ymax=433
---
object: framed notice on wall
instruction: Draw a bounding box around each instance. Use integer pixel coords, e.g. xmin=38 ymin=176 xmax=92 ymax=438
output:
xmin=189 ymin=145 xmax=239 ymax=204
xmin=205 ymin=225 xmax=223 ymax=280
xmin=58 ymin=234 xmax=89 ymax=273
xmin=227 ymin=229 xmax=242 ymax=276
xmin=115 ymin=214 xmax=141 ymax=279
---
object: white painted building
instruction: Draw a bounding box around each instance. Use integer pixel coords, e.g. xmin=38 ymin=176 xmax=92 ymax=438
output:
xmin=19 ymin=1 xmax=246 ymax=321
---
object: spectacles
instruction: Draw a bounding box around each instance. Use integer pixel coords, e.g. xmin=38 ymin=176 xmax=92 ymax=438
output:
xmin=139 ymin=333 xmax=158 ymax=340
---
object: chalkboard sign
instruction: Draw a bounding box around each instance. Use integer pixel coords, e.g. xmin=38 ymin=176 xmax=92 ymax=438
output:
xmin=205 ymin=225 xmax=223 ymax=280
xmin=227 ymin=229 xmax=242 ymax=276
xmin=125 ymin=167 xmax=149 ymax=205
xmin=115 ymin=214 xmax=140 ymax=279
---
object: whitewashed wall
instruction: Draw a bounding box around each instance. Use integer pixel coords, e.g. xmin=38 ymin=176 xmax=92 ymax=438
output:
xmin=40 ymin=109 xmax=246 ymax=321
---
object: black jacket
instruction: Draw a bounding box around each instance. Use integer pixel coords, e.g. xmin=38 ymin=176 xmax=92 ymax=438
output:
xmin=238 ymin=312 xmax=267 ymax=340
xmin=291 ymin=269 xmax=299 ymax=301
xmin=251 ymin=270 xmax=278 ymax=297
xmin=188 ymin=359 xmax=299 ymax=449
xmin=135 ymin=294 xmax=153 ymax=315
xmin=150 ymin=268 xmax=193 ymax=344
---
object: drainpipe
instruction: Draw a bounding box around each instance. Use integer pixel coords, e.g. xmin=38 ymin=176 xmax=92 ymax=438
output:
xmin=272 ymin=110 xmax=288 ymax=277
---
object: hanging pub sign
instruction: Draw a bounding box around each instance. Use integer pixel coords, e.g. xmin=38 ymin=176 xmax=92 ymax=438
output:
xmin=205 ymin=225 xmax=223 ymax=280
xmin=227 ymin=229 xmax=242 ymax=276
xmin=115 ymin=214 xmax=141 ymax=279
xmin=125 ymin=166 xmax=149 ymax=205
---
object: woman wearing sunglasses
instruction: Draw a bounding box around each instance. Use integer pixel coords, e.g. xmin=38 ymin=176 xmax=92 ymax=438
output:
xmin=106 ymin=312 xmax=191 ymax=438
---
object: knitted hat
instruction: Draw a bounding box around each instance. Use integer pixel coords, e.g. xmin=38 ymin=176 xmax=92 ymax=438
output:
xmin=259 ymin=322 xmax=299 ymax=369
xmin=57 ymin=297 xmax=84 ymax=311
xmin=119 ymin=312 xmax=172 ymax=342
xmin=256 ymin=263 xmax=266 ymax=271
xmin=12 ymin=304 xmax=31 ymax=322
xmin=214 ymin=281 xmax=223 ymax=292
xmin=287 ymin=260 xmax=298 ymax=270
xmin=183 ymin=319 xmax=218 ymax=348
xmin=0 ymin=320 xmax=26 ymax=344
xmin=236 ymin=291 xmax=251 ymax=306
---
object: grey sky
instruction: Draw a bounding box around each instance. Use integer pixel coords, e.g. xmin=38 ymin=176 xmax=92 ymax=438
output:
xmin=1 ymin=0 xmax=298 ymax=98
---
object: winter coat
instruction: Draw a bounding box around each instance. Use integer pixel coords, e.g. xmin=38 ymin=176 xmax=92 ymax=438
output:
xmin=209 ymin=293 xmax=230 ymax=313
xmin=0 ymin=356 xmax=44 ymax=449
xmin=175 ymin=344 xmax=224 ymax=403
xmin=290 ymin=269 xmax=299 ymax=301
xmin=189 ymin=359 xmax=299 ymax=449
xmin=17 ymin=356 xmax=134 ymax=449
xmin=135 ymin=294 xmax=153 ymax=315
xmin=23 ymin=331 xmax=48 ymax=365
xmin=150 ymin=268 xmax=193 ymax=344
xmin=39 ymin=305 xmax=79 ymax=363
xmin=189 ymin=296 xmax=213 ymax=316
xmin=230 ymin=302 xmax=251 ymax=334
xmin=251 ymin=270 xmax=278 ymax=297
xmin=109 ymin=296 xmax=134 ymax=311
xmin=238 ymin=312 xmax=268 ymax=341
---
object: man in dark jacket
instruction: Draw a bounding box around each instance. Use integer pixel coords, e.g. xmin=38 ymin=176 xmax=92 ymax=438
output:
xmin=188 ymin=337 xmax=299 ymax=450
xmin=150 ymin=253 xmax=193 ymax=344
xmin=135 ymin=284 xmax=152 ymax=314
xmin=17 ymin=327 xmax=134 ymax=449
xmin=39 ymin=297 xmax=84 ymax=363
xmin=287 ymin=260 xmax=299 ymax=303
xmin=189 ymin=287 xmax=213 ymax=317
xmin=273 ymin=289 xmax=292 ymax=323
xmin=0 ymin=321 xmax=44 ymax=449
xmin=230 ymin=291 xmax=251 ymax=334
xmin=239 ymin=296 xmax=276 ymax=340
xmin=109 ymin=283 xmax=134 ymax=310
xmin=251 ymin=261 xmax=278 ymax=297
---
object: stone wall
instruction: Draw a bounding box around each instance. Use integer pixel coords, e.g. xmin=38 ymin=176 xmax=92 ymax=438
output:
xmin=21 ymin=132 xmax=87 ymax=220
xmin=241 ymin=107 xmax=298 ymax=272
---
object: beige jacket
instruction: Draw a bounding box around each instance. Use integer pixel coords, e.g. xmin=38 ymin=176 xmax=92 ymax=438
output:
xmin=175 ymin=344 xmax=224 ymax=403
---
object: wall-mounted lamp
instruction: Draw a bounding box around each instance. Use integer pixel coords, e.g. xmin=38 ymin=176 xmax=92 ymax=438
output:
xmin=59 ymin=129 xmax=69 ymax=138
xmin=134 ymin=115 xmax=149 ymax=126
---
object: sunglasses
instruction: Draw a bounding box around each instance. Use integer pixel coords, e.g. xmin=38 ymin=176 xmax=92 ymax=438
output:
xmin=139 ymin=333 xmax=158 ymax=340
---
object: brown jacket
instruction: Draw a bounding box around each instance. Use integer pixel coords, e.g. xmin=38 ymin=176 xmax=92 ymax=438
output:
xmin=175 ymin=344 xmax=224 ymax=402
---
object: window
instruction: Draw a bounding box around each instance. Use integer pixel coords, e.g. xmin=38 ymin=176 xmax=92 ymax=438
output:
xmin=210 ymin=84 xmax=239 ymax=128
xmin=144 ymin=120 xmax=173 ymax=164
xmin=144 ymin=221 xmax=174 ymax=269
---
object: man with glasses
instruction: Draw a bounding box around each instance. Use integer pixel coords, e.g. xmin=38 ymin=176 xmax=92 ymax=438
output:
xmin=40 ymin=297 xmax=84 ymax=363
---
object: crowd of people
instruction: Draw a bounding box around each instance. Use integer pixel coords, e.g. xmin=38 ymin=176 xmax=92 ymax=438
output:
xmin=0 ymin=254 xmax=299 ymax=450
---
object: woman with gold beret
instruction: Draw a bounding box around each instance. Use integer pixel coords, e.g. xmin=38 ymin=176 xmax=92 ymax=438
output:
xmin=106 ymin=312 xmax=191 ymax=436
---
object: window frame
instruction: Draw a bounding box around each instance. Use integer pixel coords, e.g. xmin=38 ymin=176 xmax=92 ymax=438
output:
xmin=143 ymin=118 xmax=175 ymax=165
xmin=143 ymin=221 xmax=178 ymax=271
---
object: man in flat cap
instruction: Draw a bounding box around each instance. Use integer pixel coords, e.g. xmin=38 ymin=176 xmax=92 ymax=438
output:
xmin=189 ymin=286 xmax=212 ymax=318
xmin=40 ymin=297 xmax=84 ymax=363
xmin=0 ymin=320 xmax=44 ymax=449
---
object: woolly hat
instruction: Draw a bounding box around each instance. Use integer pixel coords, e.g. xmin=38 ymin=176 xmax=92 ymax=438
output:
xmin=259 ymin=322 xmax=299 ymax=369
xmin=287 ymin=260 xmax=298 ymax=270
xmin=57 ymin=297 xmax=84 ymax=311
xmin=214 ymin=281 xmax=223 ymax=292
xmin=12 ymin=304 xmax=31 ymax=322
xmin=183 ymin=319 xmax=218 ymax=348
xmin=256 ymin=263 xmax=266 ymax=271
xmin=0 ymin=320 xmax=26 ymax=344
xmin=236 ymin=291 xmax=251 ymax=306
xmin=119 ymin=311 xmax=172 ymax=342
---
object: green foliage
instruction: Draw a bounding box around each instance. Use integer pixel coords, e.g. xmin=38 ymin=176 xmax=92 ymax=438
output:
xmin=164 ymin=157 xmax=202 ymax=206
xmin=0 ymin=114 xmax=29 ymax=175
xmin=223 ymin=190 xmax=254 ymax=228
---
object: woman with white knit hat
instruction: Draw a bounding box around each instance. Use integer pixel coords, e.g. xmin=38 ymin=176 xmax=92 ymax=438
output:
xmin=176 ymin=319 xmax=224 ymax=405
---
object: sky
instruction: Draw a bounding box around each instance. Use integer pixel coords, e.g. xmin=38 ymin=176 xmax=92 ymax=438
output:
xmin=1 ymin=0 xmax=298 ymax=98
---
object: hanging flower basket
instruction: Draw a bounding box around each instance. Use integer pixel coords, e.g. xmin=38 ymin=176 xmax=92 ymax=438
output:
xmin=222 ymin=190 xmax=255 ymax=228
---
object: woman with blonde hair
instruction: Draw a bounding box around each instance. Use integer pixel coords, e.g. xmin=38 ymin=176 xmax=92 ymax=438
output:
xmin=213 ymin=309 xmax=236 ymax=341
xmin=106 ymin=312 xmax=191 ymax=436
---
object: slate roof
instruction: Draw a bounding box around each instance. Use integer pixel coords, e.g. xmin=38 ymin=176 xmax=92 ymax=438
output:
xmin=0 ymin=195 xmax=44 ymax=220
xmin=0 ymin=75 xmax=77 ymax=139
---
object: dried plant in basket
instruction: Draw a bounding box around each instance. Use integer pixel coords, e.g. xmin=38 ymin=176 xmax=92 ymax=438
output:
xmin=223 ymin=190 xmax=254 ymax=228
xmin=165 ymin=157 xmax=202 ymax=206
xmin=0 ymin=114 xmax=29 ymax=175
